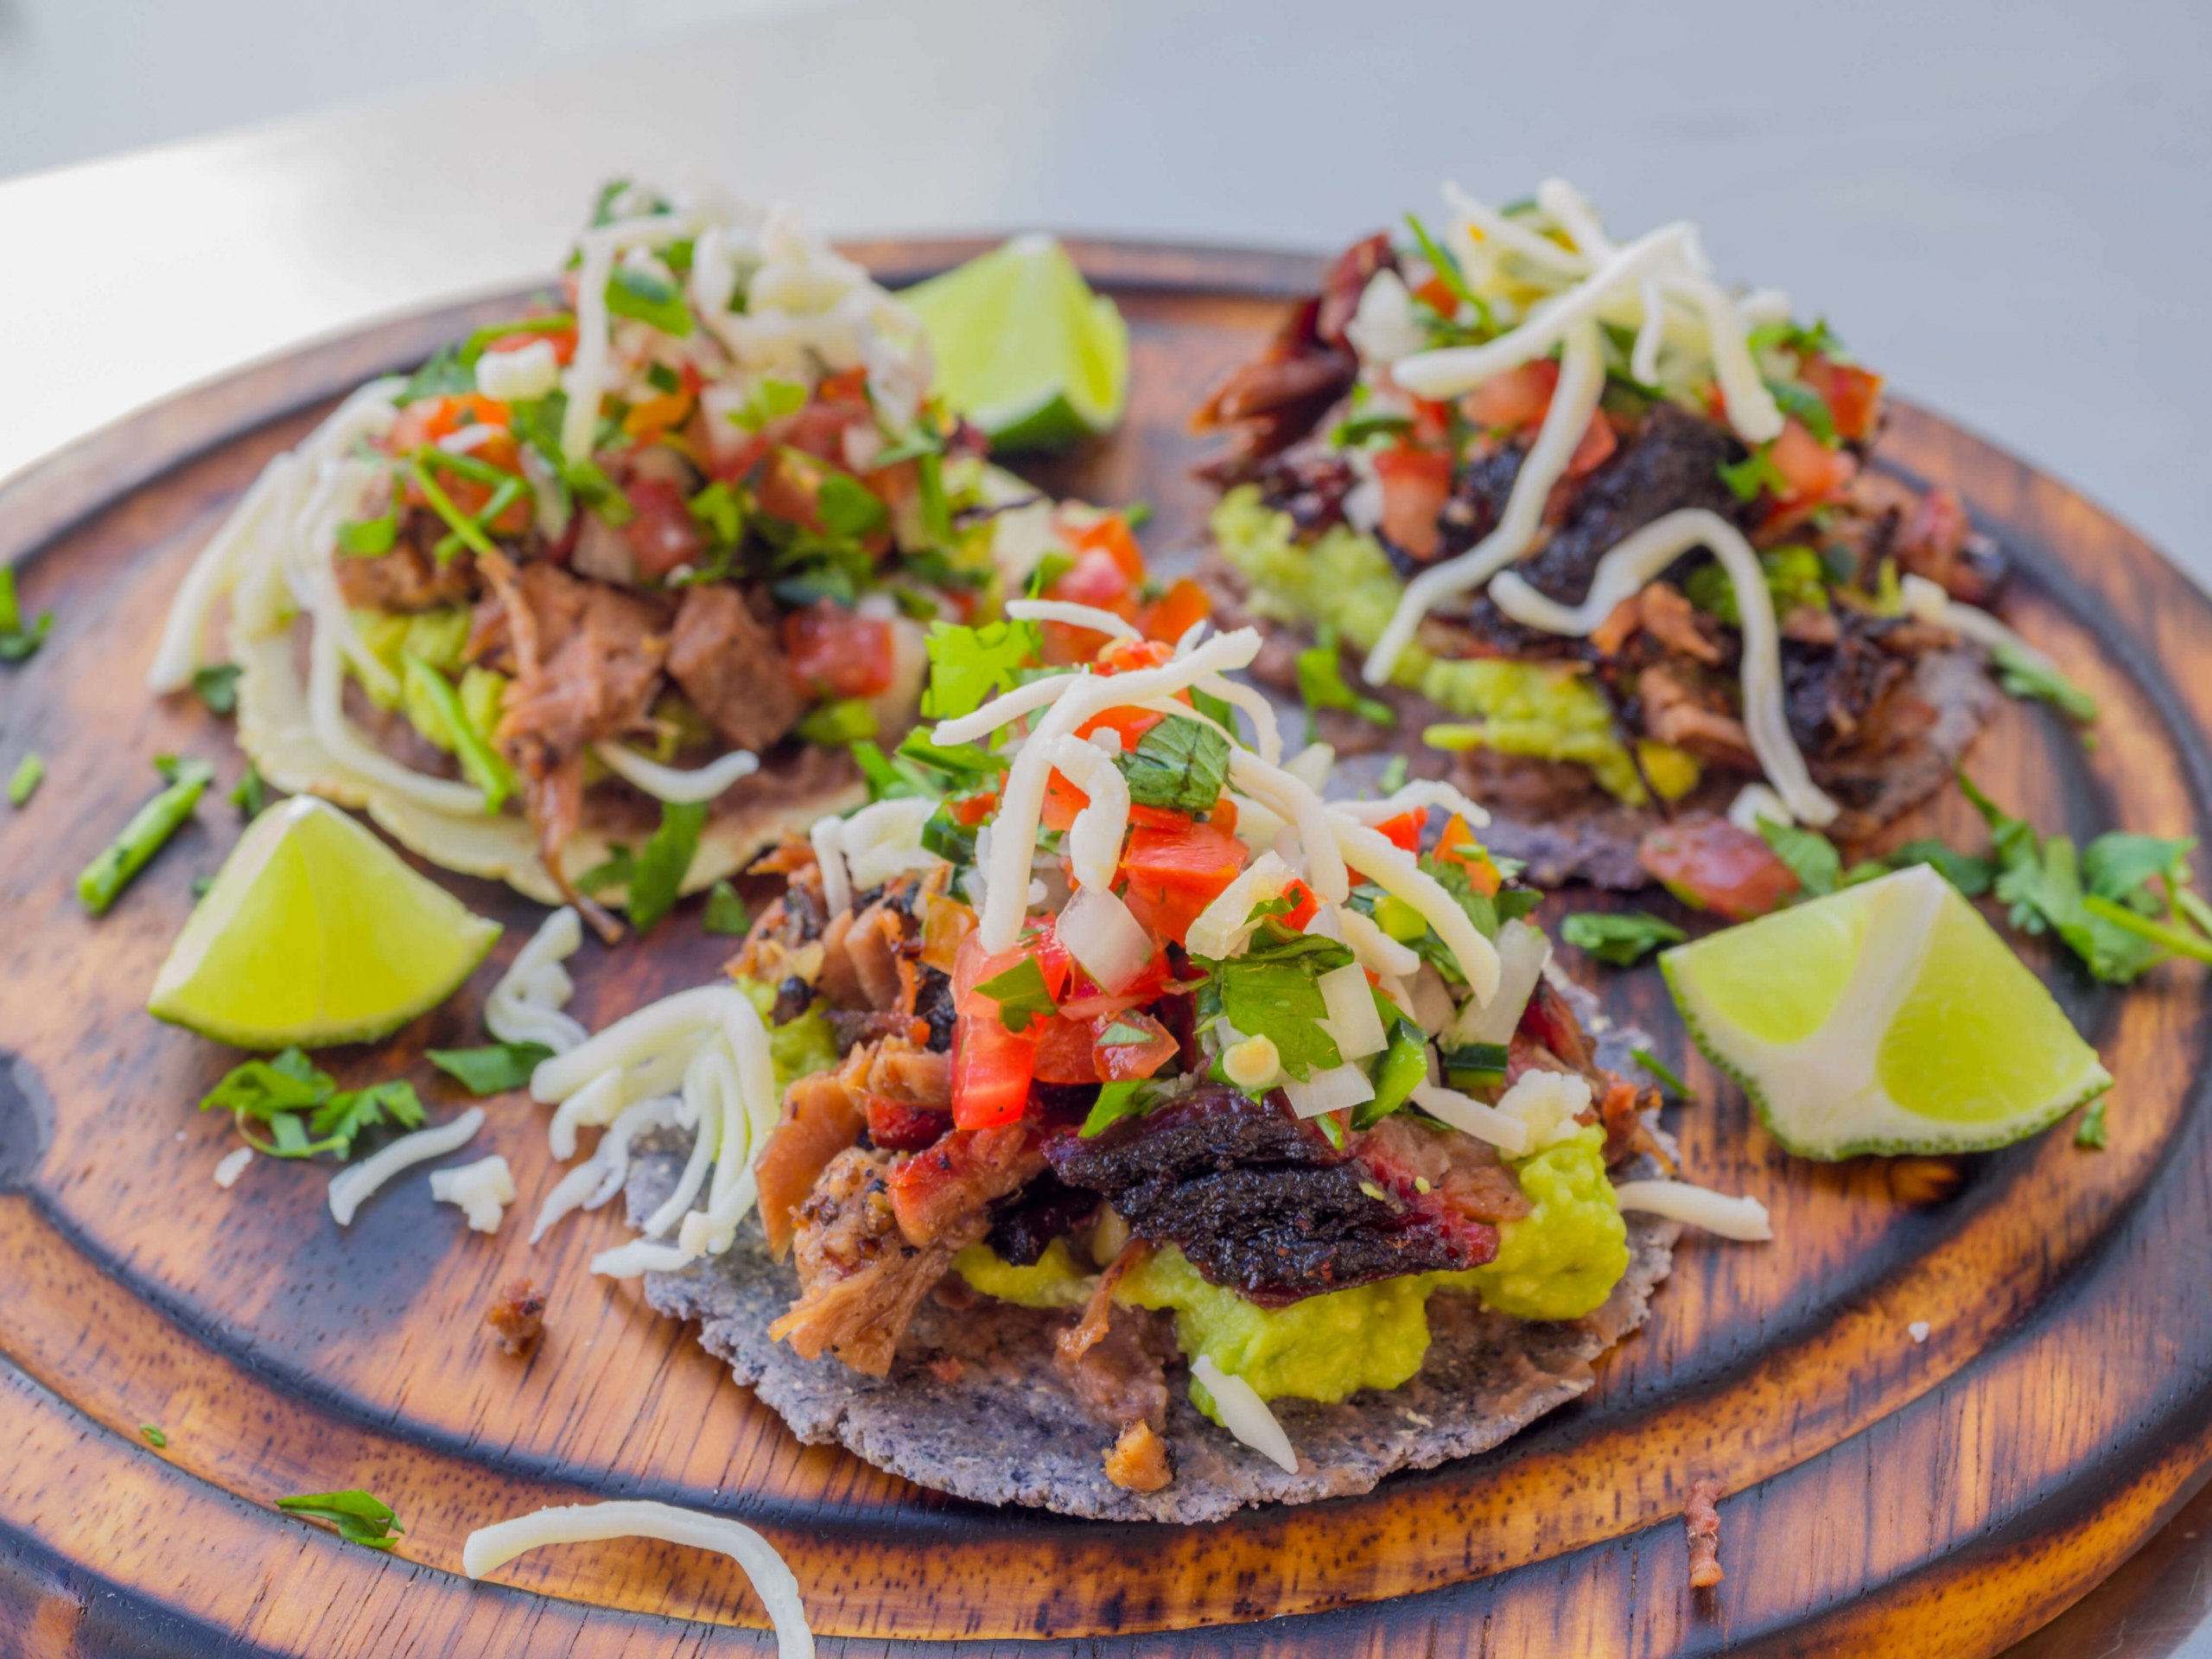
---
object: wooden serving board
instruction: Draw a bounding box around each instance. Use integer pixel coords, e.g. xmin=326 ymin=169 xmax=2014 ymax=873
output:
xmin=2 ymin=240 xmax=2209 ymax=1658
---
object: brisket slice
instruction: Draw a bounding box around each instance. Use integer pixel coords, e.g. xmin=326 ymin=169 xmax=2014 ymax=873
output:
xmin=666 ymin=582 xmax=808 ymax=752
xmin=1044 ymin=1088 xmax=1496 ymax=1307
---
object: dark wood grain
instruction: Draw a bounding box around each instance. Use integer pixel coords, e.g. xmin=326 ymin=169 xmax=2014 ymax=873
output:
xmin=1 ymin=242 xmax=2208 ymax=1658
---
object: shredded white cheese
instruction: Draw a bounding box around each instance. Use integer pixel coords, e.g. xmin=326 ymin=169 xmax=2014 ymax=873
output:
xmin=592 ymin=741 xmax=760 ymax=805
xmin=1485 ymin=507 xmax=1839 ymax=825
xmin=1611 ymin=1179 xmax=1773 ymax=1240
xmin=810 ymin=815 xmax=851 ymax=918
xmin=839 ymin=796 xmax=940 ymax=890
xmin=1191 ymin=1356 xmax=1299 ymax=1474
xmin=1329 ymin=818 xmax=1501 ymax=1003
xmin=213 ymin=1147 xmax=253 ymax=1188
xmin=1004 ymin=598 xmax=1141 ymax=639
xmin=327 ymin=1108 xmax=484 ymax=1226
xmin=463 ymin=1500 xmax=813 ymax=1657
xmin=487 ymin=906 xmax=588 ymax=1055
xmin=531 ymin=1095 xmax=681 ymax=1242
xmin=429 ymin=1154 xmax=515 ymax=1232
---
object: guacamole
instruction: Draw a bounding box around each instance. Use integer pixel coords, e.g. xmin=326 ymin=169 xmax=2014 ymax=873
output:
xmin=735 ymin=978 xmax=841 ymax=1093
xmin=1210 ymin=486 xmax=1699 ymax=805
xmin=950 ymin=1128 xmax=1629 ymax=1418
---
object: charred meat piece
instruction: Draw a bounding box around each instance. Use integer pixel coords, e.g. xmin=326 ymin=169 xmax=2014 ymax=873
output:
xmin=1060 ymin=1312 xmax=1171 ymax=1436
xmin=482 ymin=554 xmax=670 ymax=763
xmin=770 ymin=1147 xmax=987 ymax=1376
xmin=1781 ymin=613 xmax=1905 ymax=759
xmin=888 ymin=1123 xmax=1044 ymax=1248
xmin=484 ymin=1278 xmax=547 ymax=1356
xmin=1512 ymin=404 xmax=1753 ymax=607
xmin=1357 ymin=1115 xmax=1532 ymax=1224
xmin=757 ymin=1066 xmax=869 ymax=1259
xmin=334 ymin=532 xmax=480 ymax=613
xmin=987 ymin=1170 xmax=1100 ymax=1268
xmin=1046 ymin=1089 xmax=1497 ymax=1307
xmin=1103 ymin=1417 xmax=1175 ymax=1493
xmin=666 ymin=582 xmax=809 ymax=752
xmin=1685 ymin=1476 xmax=1726 ymax=1588
xmin=864 ymin=1093 xmax=951 ymax=1153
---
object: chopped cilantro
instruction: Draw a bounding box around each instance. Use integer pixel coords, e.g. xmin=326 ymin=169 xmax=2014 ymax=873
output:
xmin=797 ymin=697 xmax=879 ymax=745
xmin=687 ymin=480 xmax=744 ymax=548
xmin=702 ymin=880 xmax=753 ymax=937
xmin=817 ymin=473 xmax=888 ymax=539
xmin=1192 ymin=919 xmax=1356 ymax=1082
xmin=1378 ymin=754 xmax=1409 ymax=794
xmin=1116 ymin=717 xmax=1230 ymax=814
xmin=456 ymin=311 xmax=575 ymax=366
xmin=427 ymin=1044 xmax=553 ymax=1096
xmin=575 ymin=845 xmax=637 ymax=897
xmin=625 ymin=799 xmax=708 ymax=935
xmin=393 ymin=344 xmax=474 ymax=406
xmin=895 ymin=729 xmax=1006 ymax=780
xmin=976 ymin=957 xmax=1056 ymax=1033
xmin=920 ymin=803 xmax=979 ymax=866
xmin=230 ymin=763 xmax=270 ymax=818
xmin=1756 ymin=817 xmax=1841 ymax=897
xmin=1765 ymin=378 xmax=1836 ymax=446
xmin=1294 ymin=625 xmax=1395 ymax=742
xmin=1885 ymin=838 xmax=1995 ymax=897
xmin=0 ymin=567 xmax=54 ymax=662
xmin=7 ymin=753 xmax=41 ymax=808
xmin=1403 ymin=211 xmax=1489 ymax=328
xmin=1079 ymin=1080 xmax=1155 ymax=1138
xmin=2075 ymin=1097 xmax=2109 ymax=1149
xmin=276 ymin=1490 xmax=404 ymax=1552
xmin=189 ymin=663 xmax=242 ymax=714
xmin=919 ymin=618 xmax=1043 ymax=721
xmin=1990 ymin=640 xmax=2098 ymax=723
xmin=1330 ymin=411 xmax=1413 ymax=448
xmin=1718 ymin=444 xmax=1789 ymax=504
xmin=139 ymin=1424 xmax=167 ymax=1448
xmin=728 ymin=377 xmax=807 ymax=433
xmin=1961 ymin=772 xmax=2164 ymax=983
xmin=199 ymin=1051 xmax=428 ymax=1160
xmin=604 ymin=265 xmax=692 ymax=336
xmin=1633 ymin=1048 xmax=1693 ymax=1099
xmin=1560 ymin=910 xmax=1686 ymax=967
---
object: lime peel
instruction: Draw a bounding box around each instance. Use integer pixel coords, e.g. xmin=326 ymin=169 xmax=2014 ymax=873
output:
xmin=149 ymin=796 xmax=500 ymax=1049
xmin=1661 ymin=865 xmax=2111 ymax=1160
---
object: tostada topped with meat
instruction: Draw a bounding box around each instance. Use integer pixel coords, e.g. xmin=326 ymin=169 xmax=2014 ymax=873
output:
xmin=532 ymin=594 xmax=1769 ymax=1520
xmin=1192 ymin=178 xmax=2078 ymax=901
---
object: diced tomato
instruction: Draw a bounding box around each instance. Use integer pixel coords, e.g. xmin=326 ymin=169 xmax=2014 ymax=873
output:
xmin=1031 ymin=1014 xmax=1101 ymax=1084
xmin=1040 ymin=768 xmax=1091 ymax=832
xmin=1461 ymin=359 xmax=1559 ymax=435
xmin=1373 ymin=446 xmax=1453 ymax=561
xmin=1768 ymin=418 xmax=1858 ymax=505
xmin=1433 ymin=813 xmax=1503 ymax=896
xmin=781 ymin=398 xmax=861 ymax=463
xmin=1208 ymin=796 xmax=1237 ymax=835
xmin=865 ymin=1094 xmax=952 ymax=1153
xmin=1409 ymin=397 xmax=1454 ymax=447
xmin=482 ymin=327 xmax=577 ymax=365
xmin=950 ymin=791 xmax=998 ymax=825
xmin=1091 ymin=1008 xmax=1179 ymax=1082
xmin=1128 ymin=803 xmax=1194 ymax=831
xmin=816 ymin=367 xmax=871 ymax=407
xmin=1375 ymin=810 xmax=1425 ymax=853
xmin=387 ymin=393 xmax=511 ymax=454
xmin=1040 ymin=548 xmax=1141 ymax=663
xmin=1564 ymin=410 xmax=1618 ymax=478
xmin=755 ymin=448 xmax=828 ymax=530
xmin=622 ymin=477 xmax=706 ymax=579
xmin=1096 ymin=638 xmax=1175 ymax=676
xmin=1414 ymin=274 xmax=1459 ymax=315
xmin=1637 ymin=817 xmax=1800 ymax=921
xmin=1136 ymin=576 xmax=1212 ymax=646
xmin=783 ymin=599 xmax=895 ymax=698
xmin=1118 ymin=821 xmax=1248 ymax=944
xmin=1076 ymin=705 xmax=1166 ymax=753
xmin=1277 ymin=879 xmax=1320 ymax=931
xmin=1797 ymin=355 xmax=1884 ymax=444
xmin=949 ymin=1012 xmax=1037 ymax=1129
xmin=1031 ymin=925 xmax=1075 ymax=1002
xmin=1064 ymin=512 xmax=1147 ymax=583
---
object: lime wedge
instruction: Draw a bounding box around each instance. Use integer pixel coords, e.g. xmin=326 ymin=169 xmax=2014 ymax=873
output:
xmin=903 ymin=233 xmax=1128 ymax=451
xmin=1661 ymin=864 xmax=2110 ymax=1159
xmin=149 ymin=796 xmax=500 ymax=1049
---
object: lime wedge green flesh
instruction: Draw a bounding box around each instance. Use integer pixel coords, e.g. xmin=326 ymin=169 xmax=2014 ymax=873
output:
xmin=903 ymin=233 xmax=1128 ymax=450
xmin=1660 ymin=865 xmax=2110 ymax=1159
xmin=149 ymin=796 xmax=500 ymax=1049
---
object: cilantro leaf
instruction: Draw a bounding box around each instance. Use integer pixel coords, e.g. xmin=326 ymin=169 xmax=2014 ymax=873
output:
xmin=0 ymin=565 xmax=54 ymax=663
xmin=1756 ymin=817 xmax=1841 ymax=897
xmin=920 ymin=803 xmax=980 ymax=867
xmin=1633 ymin=1047 xmax=1693 ymax=1098
xmin=394 ymin=345 xmax=474 ymax=406
xmin=8 ymin=753 xmax=41 ymax=809
xmin=1079 ymin=1080 xmax=1155 ymax=1138
xmin=817 ymin=473 xmax=887 ymax=539
xmin=276 ymin=1490 xmax=404 ymax=1551
xmin=189 ymin=664 xmax=241 ymax=714
xmin=625 ymin=800 xmax=708 ymax=935
xmin=1192 ymin=920 xmax=1355 ymax=1082
xmin=308 ymin=1081 xmax=427 ymax=1152
xmin=604 ymin=265 xmax=692 ymax=336
xmin=919 ymin=619 xmax=1043 ymax=721
xmin=1116 ymin=717 xmax=1230 ymax=814
xmin=728 ymin=377 xmax=806 ymax=432
xmin=2082 ymin=832 xmax=2196 ymax=913
xmin=1886 ymin=838 xmax=1995 ymax=898
xmin=976 ymin=956 xmax=1055 ymax=1033
xmin=428 ymin=1045 xmax=553 ymax=1096
xmin=1560 ymin=910 xmax=1686 ymax=967
xmin=1990 ymin=640 xmax=2097 ymax=723
xmin=140 ymin=1423 xmax=168 ymax=1448
xmin=1718 ymin=444 xmax=1790 ymax=503
xmin=1294 ymin=626 xmax=1395 ymax=743
xmin=1765 ymin=377 xmax=1836 ymax=446
xmin=702 ymin=880 xmax=753 ymax=937
xmin=894 ymin=730 xmax=1005 ymax=780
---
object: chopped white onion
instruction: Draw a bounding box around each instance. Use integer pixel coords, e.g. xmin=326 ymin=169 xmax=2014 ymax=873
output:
xmin=429 ymin=1154 xmax=515 ymax=1233
xmin=1318 ymin=963 xmax=1389 ymax=1060
xmin=1613 ymin=1180 xmax=1773 ymax=1241
xmin=1727 ymin=782 xmax=1794 ymax=834
xmin=328 ymin=1108 xmax=485 ymax=1226
xmin=1409 ymin=1083 xmax=1529 ymax=1156
xmin=1053 ymin=885 xmax=1154 ymax=995
xmin=1282 ymin=1060 xmax=1376 ymax=1119
xmin=1191 ymin=1357 xmax=1299 ymax=1474
xmin=462 ymin=1500 xmax=813 ymax=1658
xmin=474 ymin=339 xmax=562 ymax=402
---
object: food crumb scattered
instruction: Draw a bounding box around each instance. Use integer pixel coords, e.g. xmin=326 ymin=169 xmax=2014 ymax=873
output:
xmin=1909 ymin=1321 xmax=1930 ymax=1344
xmin=926 ymin=1354 xmax=965 ymax=1384
xmin=1684 ymin=1477 xmax=1725 ymax=1589
xmin=213 ymin=1147 xmax=253 ymax=1188
xmin=1104 ymin=1420 xmax=1174 ymax=1493
xmin=1402 ymin=1408 xmax=1435 ymax=1427
xmin=485 ymin=1278 xmax=547 ymax=1356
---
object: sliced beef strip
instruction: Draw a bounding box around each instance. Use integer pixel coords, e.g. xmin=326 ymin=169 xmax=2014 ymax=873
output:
xmin=667 ymin=582 xmax=809 ymax=753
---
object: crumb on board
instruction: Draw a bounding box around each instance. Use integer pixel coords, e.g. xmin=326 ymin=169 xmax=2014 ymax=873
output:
xmin=1685 ymin=1477 xmax=1725 ymax=1589
xmin=485 ymin=1278 xmax=547 ymax=1356
xmin=1909 ymin=1321 xmax=1930 ymax=1344
xmin=926 ymin=1354 xmax=965 ymax=1384
xmin=1104 ymin=1420 xmax=1174 ymax=1493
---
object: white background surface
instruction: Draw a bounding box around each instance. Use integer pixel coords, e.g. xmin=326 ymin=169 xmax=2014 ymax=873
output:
xmin=1 ymin=0 xmax=2208 ymax=588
